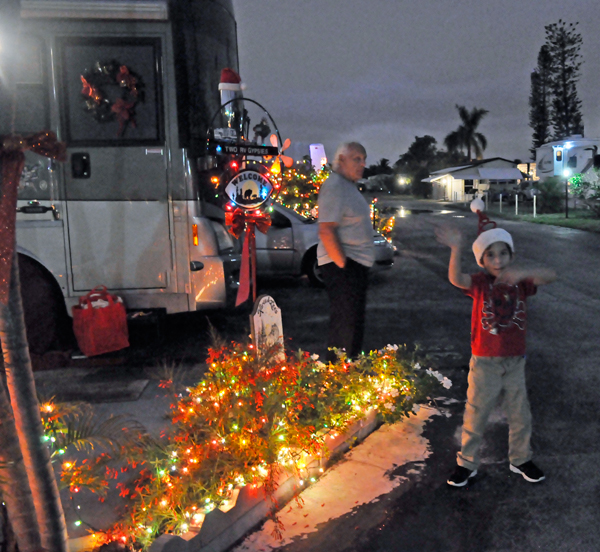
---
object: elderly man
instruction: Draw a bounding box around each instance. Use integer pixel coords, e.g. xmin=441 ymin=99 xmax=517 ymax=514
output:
xmin=317 ymin=142 xmax=374 ymax=362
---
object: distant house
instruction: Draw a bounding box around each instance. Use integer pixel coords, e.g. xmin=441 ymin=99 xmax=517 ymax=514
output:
xmin=425 ymin=158 xmax=524 ymax=201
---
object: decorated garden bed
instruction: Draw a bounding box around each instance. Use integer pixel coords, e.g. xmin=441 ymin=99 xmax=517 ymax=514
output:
xmin=45 ymin=340 xmax=450 ymax=551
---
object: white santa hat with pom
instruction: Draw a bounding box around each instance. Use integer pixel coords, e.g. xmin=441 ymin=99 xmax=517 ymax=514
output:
xmin=470 ymin=196 xmax=514 ymax=267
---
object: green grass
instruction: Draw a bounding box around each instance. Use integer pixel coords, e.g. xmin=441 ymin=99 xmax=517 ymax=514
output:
xmin=516 ymin=212 xmax=600 ymax=233
xmin=448 ymin=200 xmax=600 ymax=233
xmin=448 ymin=202 xmax=600 ymax=233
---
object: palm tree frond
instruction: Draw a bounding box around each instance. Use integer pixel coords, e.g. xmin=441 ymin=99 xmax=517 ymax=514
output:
xmin=475 ymin=132 xmax=488 ymax=152
xmin=52 ymin=412 xmax=152 ymax=457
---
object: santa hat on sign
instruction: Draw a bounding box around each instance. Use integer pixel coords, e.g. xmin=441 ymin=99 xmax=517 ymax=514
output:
xmin=470 ymin=196 xmax=514 ymax=267
xmin=218 ymin=68 xmax=246 ymax=92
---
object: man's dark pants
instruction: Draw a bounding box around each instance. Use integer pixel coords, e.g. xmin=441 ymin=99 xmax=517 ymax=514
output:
xmin=321 ymin=258 xmax=370 ymax=362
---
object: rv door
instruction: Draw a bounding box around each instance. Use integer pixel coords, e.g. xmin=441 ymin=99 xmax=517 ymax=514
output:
xmin=58 ymin=37 xmax=172 ymax=292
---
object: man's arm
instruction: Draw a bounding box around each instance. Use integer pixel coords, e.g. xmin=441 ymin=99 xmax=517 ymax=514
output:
xmin=319 ymin=222 xmax=346 ymax=268
xmin=434 ymin=226 xmax=472 ymax=290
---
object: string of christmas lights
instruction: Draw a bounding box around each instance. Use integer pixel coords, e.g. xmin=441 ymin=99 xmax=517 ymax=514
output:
xmin=39 ymin=342 xmax=449 ymax=549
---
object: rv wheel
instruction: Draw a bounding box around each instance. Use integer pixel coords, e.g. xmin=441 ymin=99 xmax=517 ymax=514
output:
xmin=17 ymin=255 xmax=74 ymax=355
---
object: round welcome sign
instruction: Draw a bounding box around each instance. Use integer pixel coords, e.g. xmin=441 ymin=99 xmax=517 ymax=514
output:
xmin=225 ymin=170 xmax=273 ymax=210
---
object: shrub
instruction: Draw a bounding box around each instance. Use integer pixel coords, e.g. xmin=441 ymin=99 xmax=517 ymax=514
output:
xmin=569 ymin=169 xmax=600 ymax=217
xmin=535 ymin=177 xmax=564 ymax=213
xmin=411 ymin=167 xmax=432 ymax=198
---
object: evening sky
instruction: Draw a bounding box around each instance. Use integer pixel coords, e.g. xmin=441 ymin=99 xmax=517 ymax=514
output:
xmin=232 ymin=0 xmax=600 ymax=164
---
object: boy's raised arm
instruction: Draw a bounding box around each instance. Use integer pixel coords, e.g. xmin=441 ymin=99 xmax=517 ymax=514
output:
xmin=435 ymin=226 xmax=472 ymax=290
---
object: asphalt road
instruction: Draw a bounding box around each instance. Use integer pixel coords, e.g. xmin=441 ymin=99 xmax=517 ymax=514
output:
xmin=237 ymin=198 xmax=600 ymax=552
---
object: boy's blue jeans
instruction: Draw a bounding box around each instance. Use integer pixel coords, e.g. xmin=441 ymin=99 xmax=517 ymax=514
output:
xmin=457 ymin=355 xmax=533 ymax=471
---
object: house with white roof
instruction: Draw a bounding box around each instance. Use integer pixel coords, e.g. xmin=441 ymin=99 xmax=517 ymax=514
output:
xmin=425 ymin=158 xmax=524 ymax=201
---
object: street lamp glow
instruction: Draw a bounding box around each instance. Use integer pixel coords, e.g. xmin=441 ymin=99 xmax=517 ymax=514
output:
xmin=563 ymin=169 xmax=571 ymax=177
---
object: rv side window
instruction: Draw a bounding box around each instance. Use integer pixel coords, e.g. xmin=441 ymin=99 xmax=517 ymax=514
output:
xmin=13 ymin=35 xmax=49 ymax=134
xmin=59 ymin=37 xmax=164 ymax=147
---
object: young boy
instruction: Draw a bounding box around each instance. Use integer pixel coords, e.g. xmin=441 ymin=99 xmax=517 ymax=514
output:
xmin=435 ymin=223 xmax=556 ymax=487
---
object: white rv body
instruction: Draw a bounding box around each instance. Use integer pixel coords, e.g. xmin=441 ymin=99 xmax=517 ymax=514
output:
xmin=3 ymin=0 xmax=242 ymax=352
xmin=535 ymin=135 xmax=600 ymax=180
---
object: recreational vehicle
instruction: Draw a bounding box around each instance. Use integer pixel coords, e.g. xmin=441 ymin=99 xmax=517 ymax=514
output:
xmin=2 ymin=0 xmax=241 ymax=353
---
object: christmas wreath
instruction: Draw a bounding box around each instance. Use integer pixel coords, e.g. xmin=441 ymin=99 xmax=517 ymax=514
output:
xmin=80 ymin=60 xmax=143 ymax=136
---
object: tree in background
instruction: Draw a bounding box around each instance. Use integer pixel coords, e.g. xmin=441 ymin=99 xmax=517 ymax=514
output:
xmin=444 ymin=105 xmax=488 ymax=161
xmin=397 ymin=136 xmax=437 ymax=171
xmin=395 ymin=135 xmax=468 ymax=198
xmin=395 ymin=136 xmax=437 ymax=197
xmin=529 ymin=45 xmax=553 ymax=157
xmin=410 ymin=166 xmax=432 ymax=198
xmin=545 ymin=20 xmax=584 ymax=140
xmin=363 ymin=158 xmax=393 ymax=178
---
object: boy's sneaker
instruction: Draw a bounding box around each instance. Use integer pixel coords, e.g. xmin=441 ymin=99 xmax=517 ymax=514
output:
xmin=510 ymin=460 xmax=545 ymax=483
xmin=447 ymin=465 xmax=477 ymax=487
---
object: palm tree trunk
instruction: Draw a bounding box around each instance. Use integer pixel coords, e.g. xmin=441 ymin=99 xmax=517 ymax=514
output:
xmin=0 ymin=250 xmax=68 ymax=552
xmin=0 ymin=373 xmax=42 ymax=552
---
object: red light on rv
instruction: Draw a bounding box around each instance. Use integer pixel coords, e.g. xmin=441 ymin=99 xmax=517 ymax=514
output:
xmin=230 ymin=160 xmax=239 ymax=171
xmin=192 ymin=224 xmax=199 ymax=246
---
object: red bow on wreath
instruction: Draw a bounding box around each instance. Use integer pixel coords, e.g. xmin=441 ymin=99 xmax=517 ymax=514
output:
xmin=225 ymin=208 xmax=271 ymax=306
xmin=0 ymin=131 xmax=67 ymax=304
xmin=111 ymin=98 xmax=137 ymax=136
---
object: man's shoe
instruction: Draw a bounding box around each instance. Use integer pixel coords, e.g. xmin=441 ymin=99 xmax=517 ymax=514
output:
xmin=510 ymin=460 xmax=545 ymax=483
xmin=447 ymin=465 xmax=477 ymax=487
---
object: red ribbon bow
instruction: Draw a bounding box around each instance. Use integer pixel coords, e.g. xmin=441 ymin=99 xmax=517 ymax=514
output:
xmin=225 ymin=208 xmax=271 ymax=306
xmin=0 ymin=131 xmax=67 ymax=304
xmin=111 ymin=98 xmax=137 ymax=136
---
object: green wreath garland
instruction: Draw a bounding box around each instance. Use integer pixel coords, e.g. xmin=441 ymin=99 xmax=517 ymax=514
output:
xmin=80 ymin=60 xmax=143 ymax=136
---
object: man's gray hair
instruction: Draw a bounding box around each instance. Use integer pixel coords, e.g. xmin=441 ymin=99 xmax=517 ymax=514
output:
xmin=332 ymin=141 xmax=366 ymax=170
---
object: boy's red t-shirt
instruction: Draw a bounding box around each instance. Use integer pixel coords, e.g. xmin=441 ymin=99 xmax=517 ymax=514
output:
xmin=464 ymin=272 xmax=537 ymax=357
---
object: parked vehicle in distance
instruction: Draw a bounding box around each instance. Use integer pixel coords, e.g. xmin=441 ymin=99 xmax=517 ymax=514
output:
xmin=490 ymin=189 xmax=518 ymax=203
xmin=254 ymin=203 xmax=395 ymax=286
xmin=489 ymin=183 xmax=533 ymax=204
xmin=357 ymin=179 xmax=391 ymax=194
xmin=519 ymin=180 xmax=539 ymax=200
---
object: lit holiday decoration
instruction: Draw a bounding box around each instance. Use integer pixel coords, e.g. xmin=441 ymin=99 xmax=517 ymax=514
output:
xmin=80 ymin=61 xmax=142 ymax=136
xmin=42 ymin=341 xmax=448 ymax=548
xmin=275 ymin=160 xmax=330 ymax=219
xmin=265 ymin=133 xmax=293 ymax=176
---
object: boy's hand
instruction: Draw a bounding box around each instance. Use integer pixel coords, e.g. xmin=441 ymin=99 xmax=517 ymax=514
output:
xmin=495 ymin=266 xmax=557 ymax=286
xmin=434 ymin=225 xmax=463 ymax=249
xmin=495 ymin=266 xmax=527 ymax=286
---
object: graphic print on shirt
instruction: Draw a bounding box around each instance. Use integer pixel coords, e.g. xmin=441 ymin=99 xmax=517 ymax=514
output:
xmin=481 ymin=283 xmax=526 ymax=335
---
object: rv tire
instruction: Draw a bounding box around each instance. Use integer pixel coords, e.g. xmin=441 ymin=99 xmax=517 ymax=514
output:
xmin=17 ymin=254 xmax=74 ymax=355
